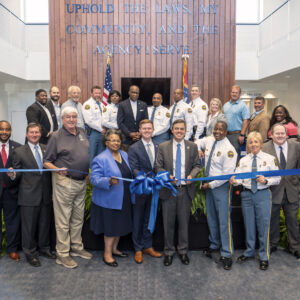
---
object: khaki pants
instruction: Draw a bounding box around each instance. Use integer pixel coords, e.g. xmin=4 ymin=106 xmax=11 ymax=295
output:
xmin=52 ymin=173 xmax=86 ymax=257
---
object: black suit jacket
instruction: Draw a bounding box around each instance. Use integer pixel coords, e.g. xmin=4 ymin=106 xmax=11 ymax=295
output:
xmin=26 ymin=102 xmax=52 ymax=144
xmin=117 ymin=98 xmax=148 ymax=144
xmin=12 ymin=143 xmax=52 ymax=206
xmin=0 ymin=140 xmax=22 ymax=198
xmin=46 ymin=99 xmax=59 ymax=131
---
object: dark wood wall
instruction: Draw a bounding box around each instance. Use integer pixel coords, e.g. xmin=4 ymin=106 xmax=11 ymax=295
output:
xmin=49 ymin=0 xmax=236 ymax=104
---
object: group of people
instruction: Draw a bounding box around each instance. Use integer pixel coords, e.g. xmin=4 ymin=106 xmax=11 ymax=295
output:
xmin=0 ymin=83 xmax=299 ymax=273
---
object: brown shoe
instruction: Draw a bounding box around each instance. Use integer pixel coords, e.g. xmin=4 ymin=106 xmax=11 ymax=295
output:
xmin=9 ymin=252 xmax=20 ymax=261
xmin=143 ymin=247 xmax=162 ymax=258
xmin=134 ymin=251 xmax=143 ymax=264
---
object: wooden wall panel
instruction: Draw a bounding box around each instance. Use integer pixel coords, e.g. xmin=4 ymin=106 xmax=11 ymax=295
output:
xmin=49 ymin=0 xmax=236 ymax=105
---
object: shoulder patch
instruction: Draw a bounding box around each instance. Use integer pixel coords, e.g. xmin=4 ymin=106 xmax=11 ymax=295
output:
xmin=202 ymin=105 xmax=207 ymax=110
xmin=227 ymin=151 xmax=234 ymax=158
xmin=188 ymin=107 xmax=193 ymax=113
xmin=84 ymin=104 xmax=90 ymax=110
xmin=103 ymin=107 xmax=107 ymax=113
xmin=166 ymin=112 xmax=170 ymax=118
xmin=217 ymin=151 xmax=221 ymax=157
xmin=274 ymin=159 xmax=278 ymax=166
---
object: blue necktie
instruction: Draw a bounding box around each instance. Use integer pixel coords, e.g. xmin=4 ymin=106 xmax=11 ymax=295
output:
xmin=251 ymin=155 xmax=257 ymax=193
xmin=205 ymin=141 xmax=217 ymax=177
xmin=150 ymin=107 xmax=157 ymax=122
xmin=169 ymin=103 xmax=177 ymax=127
xmin=175 ymin=143 xmax=181 ymax=186
xmin=34 ymin=145 xmax=43 ymax=174
xmin=96 ymin=101 xmax=103 ymax=114
xmin=279 ymin=146 xmax=286 ymax=169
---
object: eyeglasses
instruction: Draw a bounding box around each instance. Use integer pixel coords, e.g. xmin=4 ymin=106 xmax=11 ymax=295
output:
xmin=108 ymin=139 xmax=121 ymax=143
xmin=64 ymin=115 xmax=77 ymax=119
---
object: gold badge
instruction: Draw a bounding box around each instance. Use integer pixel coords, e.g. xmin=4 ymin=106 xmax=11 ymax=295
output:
xmin=177 ymin=109 xmax=180 ymax=113
xmin=188 ymin=108 xmax=193 ymax=113
xmin=263 ymin=161 xmax=266 ymax=166
xmin=217 ymin=151 xmax=221 ymax=157
xmin=158 ymin=112 xmax=161 ymax=115
xmin=202 ymin=105 xmax=207 ymax=110
xmin=166 ymin=112 xmax=170 ymax=118
xmin=227 ymin=151 xmax=234 ymax=158
xmin=274 ymin=159 xmax=278 ymax=166
xmin=103 ymin=107 xmax=107 ymax=113
xmin=84 ymin=104 xmax=90 ymax=110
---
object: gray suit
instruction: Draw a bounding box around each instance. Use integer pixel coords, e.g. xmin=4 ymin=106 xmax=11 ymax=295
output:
xmin=155 ymin=140 xmax=201 ymax=255
xmin=262 ymin=139 xmax=300 ymax=252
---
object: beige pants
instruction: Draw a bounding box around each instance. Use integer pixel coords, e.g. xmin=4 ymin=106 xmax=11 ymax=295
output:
xmin=52 ymin=173 xmax=86 ymax=257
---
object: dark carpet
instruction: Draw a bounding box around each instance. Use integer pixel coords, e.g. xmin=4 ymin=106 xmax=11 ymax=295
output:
xmin=1 ymin=249 xmax=300 ymax=300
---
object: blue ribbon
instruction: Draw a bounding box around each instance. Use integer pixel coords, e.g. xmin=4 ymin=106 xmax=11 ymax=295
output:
xmin=0 ymin=168 xmax=67 ymax=173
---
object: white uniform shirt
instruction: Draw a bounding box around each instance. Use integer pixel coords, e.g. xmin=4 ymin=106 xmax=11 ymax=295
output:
xmin=82 ymin=97 xmax=104 ymax=132
xmin=102 ymin=103 xmax=118 ymax=129
xmin=168 ymin=99 xmax=193 ymax=140
xmin=190 ymin=97 xmax=208 ymax=138
xmin=196 ymin=136 xmax=237 ymax=189
xmin=147 ymin=105 xmax=170 ymax=137
xmin=172 ymin=139 xmax=186 ymax=184
xmin=235 ymin=151 xmax=281 ymax=189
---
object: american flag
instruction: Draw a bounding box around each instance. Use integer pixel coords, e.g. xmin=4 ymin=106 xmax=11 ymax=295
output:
xmin=102 ymin=55 xmax=112 ymax=106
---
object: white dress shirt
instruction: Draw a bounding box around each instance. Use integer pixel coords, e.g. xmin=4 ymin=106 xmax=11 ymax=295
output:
xmin=1 ymin=141 xmax=9 ymax=158
xmin=172 ymin=139 xmax=186 ymax=184
xmin=28 ymin=142 xmax=43 ymax=161
xmin=38 ymin=102 xmax=54 ymax=133
xmin=274 ymin=141 xmax=288 ymax=165
xmin=51 ymin=100 xmax=62 ymax=128
xmin=141 ymin=138 xmax=155 ymax=163
xmin=130 ymin=99 xmax=137 ymax=120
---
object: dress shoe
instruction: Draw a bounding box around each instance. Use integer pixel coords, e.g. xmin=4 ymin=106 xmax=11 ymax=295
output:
xmin=26 ymin=256 xmax=41 ymax=267
xmin=203 ymin=248 xmax=216 ymax=259
xmin=9 ymin=252 xmax=20 ymax=261
xmin=103 ymin=257 xmax=118 ymax=267
xmin=113 ymin=252 xmax=128 ymax=258
xmin=259 ymin=260 xmax=269 ymax=270
xmin=143 ymin=247 xmax=162 ymax=258
xmin=294 ymin=250 xmax=300 ymax=259
xmin=236 ymin=255 xmax=254 ymax=264
xmin=179 ymin=254 xmax=190 ymax=265
xmin=220 ymin=256 xmax=232 ymax=270
xmin=134 ymin=251 xmax=143 ymax=264
xmin=163 ymin=255 xmax=173 ymax=266
xmin=39 ymin=250 xmax=57 ymax=259
xmin=270 ymin=246 xmax=277 ymax=254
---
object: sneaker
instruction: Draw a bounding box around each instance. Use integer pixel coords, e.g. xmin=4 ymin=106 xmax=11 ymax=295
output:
xmin=70 ymin=249 xmax=93 ymax=260
xmin=56 ymin=255 xmax=78 ymax=269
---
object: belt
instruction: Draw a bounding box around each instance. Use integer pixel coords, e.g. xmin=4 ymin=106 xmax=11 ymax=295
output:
xmin=243 ymin=187 xmax=268 ymax=193
xmin=227 ymin=130 xmax=241 ymax=135
xmin=175 ymin=184 xmax=187 ymax=189
xmin=66 ymin=175 xmax=85 ymax=181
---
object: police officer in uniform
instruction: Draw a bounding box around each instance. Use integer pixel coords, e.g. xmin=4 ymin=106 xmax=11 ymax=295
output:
xmin=196 ymin=121 xmax=237 ymax=270
xmin=82 ymin=85 xmax=106 ymax=164
xmin=230 ymin=131 xmax=280 ymax=271
xmin=147 ymin=93 xmax=170 ymax=144
xmin=168 ymin=89 xmax=193 ymax=140
xmin=102 ymin=90 xmax=121 ymax=130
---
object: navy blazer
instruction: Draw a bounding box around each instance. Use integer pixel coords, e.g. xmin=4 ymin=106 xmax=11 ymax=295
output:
xmin=117 ymin=98 xmax=148 ymax=144
xmin=128 ymin=140 xmax=159 ymax=177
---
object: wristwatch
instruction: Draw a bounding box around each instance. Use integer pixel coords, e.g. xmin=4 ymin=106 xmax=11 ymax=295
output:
xmin=240 ymin=134 xmax=245 ymax=137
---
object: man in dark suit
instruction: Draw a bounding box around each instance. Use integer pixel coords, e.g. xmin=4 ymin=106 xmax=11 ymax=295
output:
xmin=0 ymin=121 xmax=21 ymax=260
xmin=128 ymin=119 xmax=162 ymax=264
xmin=155 ymin=119 xmax=201 ymax=266
xmin=117 ymin=85 xmax=148 ymax=146
xmin=46 ymin=86 xmax=61 ymax=130
xmin=9 ymin=123 xmax=56 ymax=267
xmin=262 ymin=123 xmax=300 ymax=259
xmin=26 ymin=89 xmax=55 ymax=144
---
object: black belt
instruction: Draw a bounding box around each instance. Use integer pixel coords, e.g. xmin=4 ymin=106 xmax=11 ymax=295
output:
xmin=66 ymin=175 xmax=85 ymax=181
xmin=175 ymin=184 xmax=187 ymax=189
xmin=243 ymin=187 xmax=268 ymax=193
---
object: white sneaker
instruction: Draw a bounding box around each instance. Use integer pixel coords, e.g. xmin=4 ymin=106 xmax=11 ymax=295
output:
xmin=56 ymin=255 xmax=78 ymax=269
xmin=70 ymin=249 xmax=93 ymax=260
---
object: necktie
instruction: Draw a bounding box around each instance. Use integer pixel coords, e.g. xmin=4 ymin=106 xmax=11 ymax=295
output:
xmin=175 ymin=143 xmax=181 ymax=186
xmin=1 ymin=144 xmax=7 ymax=167
xmin=169 ymin=103 xmax=177 ymax=127
xmin=251 ymin=155 xmax=257 ymax=193
xmin=205 ymin=141 xmax=217 ymax=177
xmin=146 ymin=144 xmax=154 ymax=168
xmin=279 ymin=146 xmax=286 ymax=169
xmin=34 ymin=145 xmax=43 ymax=174
xmin=150 ymin=107 xmax=157 ymax=122
xmin=96 ymin=101 xmax=103 ymax=114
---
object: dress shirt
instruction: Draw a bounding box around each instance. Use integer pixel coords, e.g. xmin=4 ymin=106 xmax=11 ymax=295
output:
xmin=274 ymin=141 xmax=288 ymax=165
xmin=82 ymin=97 xmax=103 ymax=132
xmin=141 ymin=138 xmax=155 ymax=162
xmin=250 ymin=109 xmax=264 ymax=120
xmin=1 ymin=141 xmax=9 ymax=158
xmin=38 ymin=102 xmax=54 ymax=133
xmin=51 ymin=100 xmax=62 ymax=128
xmin=190 ymin=97 xmax=208 ymax=138
xmin=223 ymin=99 xmax=250 ymax=132
xmin=102 ymin=103 xmax=118 ymax=129
xmin=28 ymin=142 xmax=43 ymax=161
xmin=130 ymin=99 xmax=137 ymax=120
xmin=61 ymin=99 xmax=85 ymax=129
xmin=147 ymin=105 xmax=170 ymax=136
xmin=235 ymin=150 xmax=281 ymax=189
xmin=196 ymin=136 xmax=237 ymax=189
xmin=172 ymin=139 xmax=186 ymax=184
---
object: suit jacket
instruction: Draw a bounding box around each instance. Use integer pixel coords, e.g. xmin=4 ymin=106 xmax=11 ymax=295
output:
xmin=262 ymin=139 xmax=300 ymax=204
xmin=12 ymin=143 xmax=52 ymax=206
xmin=46 ymin=99 xmax=59 ymax=131
xmin=0 ymin=140 xmax=22 ymax=198
xmin=90 ymin=148 xmax=135 ymax=210
xmin=155 ymin=140 xmax=201 ymax=200
xmin=26 ymin=102 xmax=52 ymax=144
xmin=128 ymin=140 xmax=159 ymax=177
xmin=247 ymin=111 xmax=270 ymax=141
xmin=117 ymin=98 xmax=148 ymax=144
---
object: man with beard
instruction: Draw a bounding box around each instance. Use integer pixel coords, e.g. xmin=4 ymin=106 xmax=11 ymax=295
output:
xmin=0 ymin=121 xmax=21 ymax=261
xmin=47 ymin=86 xmax=61 ymax=129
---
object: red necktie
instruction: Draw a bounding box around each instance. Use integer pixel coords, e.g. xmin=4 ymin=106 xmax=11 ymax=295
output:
xmin=1 ymin=144 xmax=7 ymax=167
